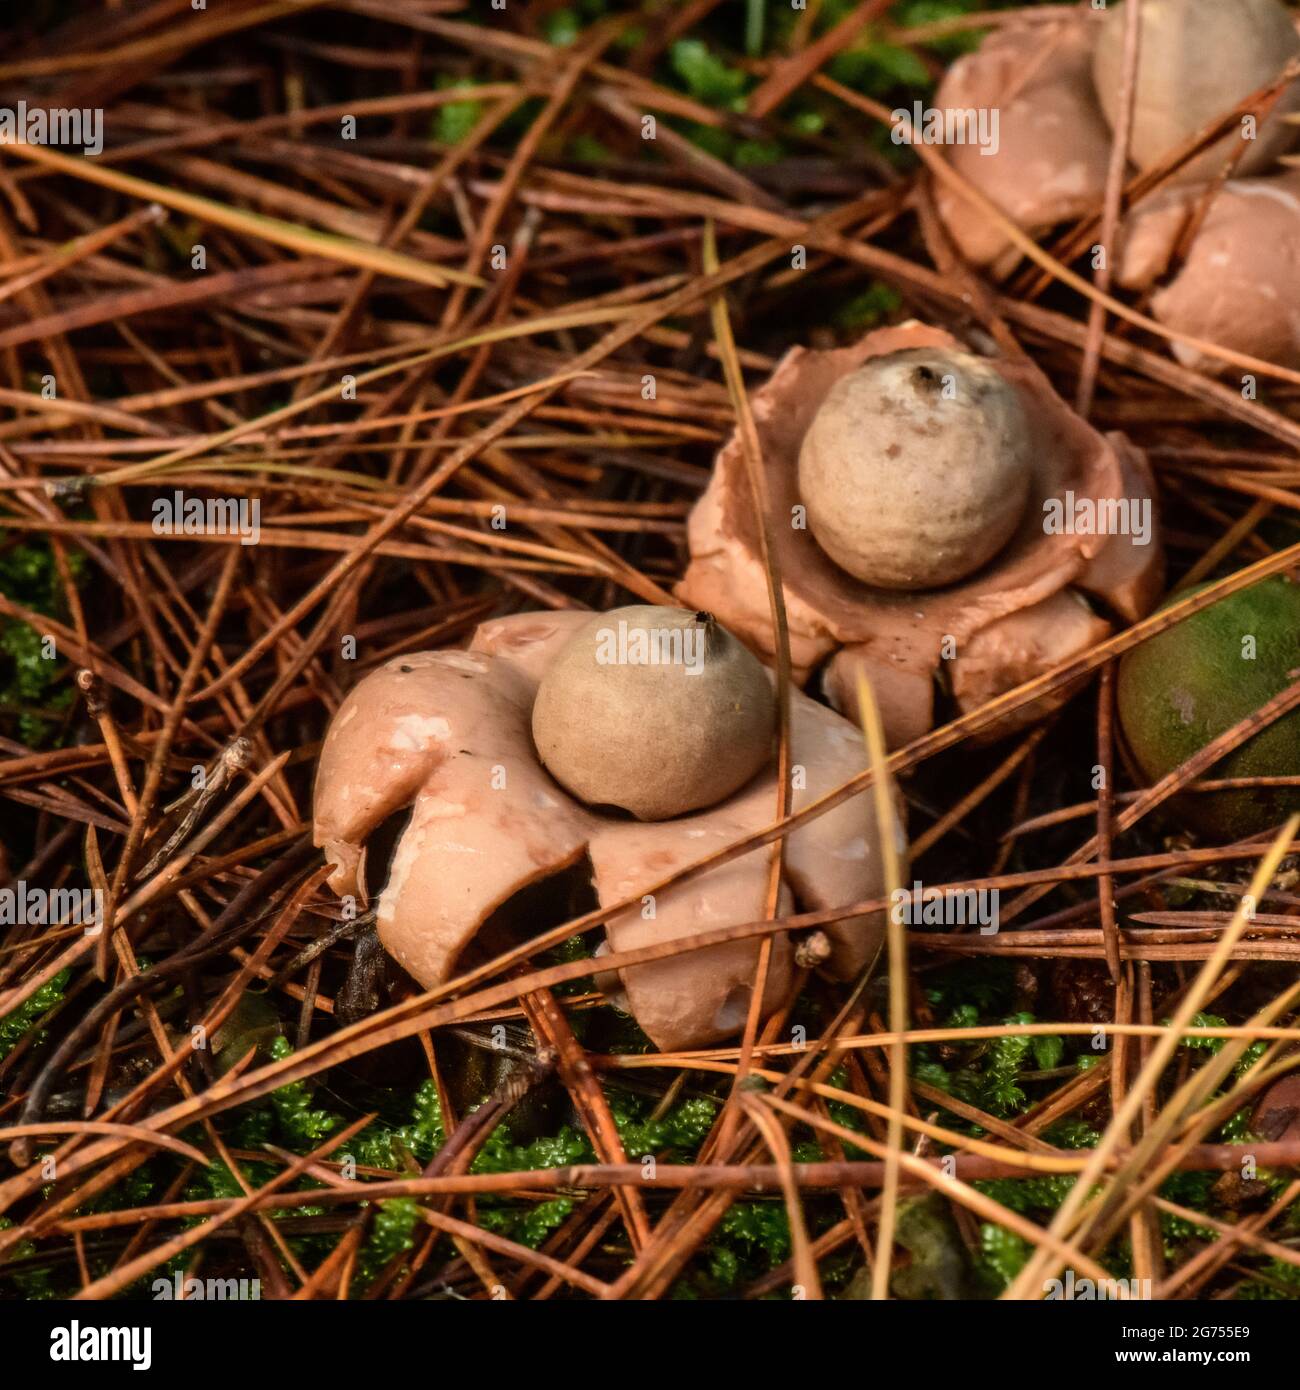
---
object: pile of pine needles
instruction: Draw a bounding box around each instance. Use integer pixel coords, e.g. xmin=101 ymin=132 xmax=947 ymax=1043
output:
xmin=0 ymin=0 xmax=1298 ymax=1302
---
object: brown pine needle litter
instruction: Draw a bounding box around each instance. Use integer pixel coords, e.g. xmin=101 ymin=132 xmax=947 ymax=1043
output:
xmin=0 ymin=0 xmax=1297 ymax=1307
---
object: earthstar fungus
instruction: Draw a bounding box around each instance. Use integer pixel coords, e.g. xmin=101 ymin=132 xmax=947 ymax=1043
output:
xmin=930 ymin=0 xmax=1300 ymax=371
xmin=531 ymin=605 xmax=774 ymax=821
xmin=313 ymin=607 xmax=898 ymax=1052
xmin=928 ymin=8 xmax=1113 ymax=276
xmin=1090 ymin=0 xmax=1300 ymax=186
xmin=1114 ymin=170 xmax=1300 ymax=374
xmin=677 ymin=322 xmax=1163 ymax=749
xmin=797 ymin=348 xmax=1032 ymax=591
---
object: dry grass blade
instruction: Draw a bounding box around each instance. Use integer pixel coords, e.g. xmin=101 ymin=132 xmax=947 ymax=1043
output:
xmin=1005 ymin=817 xmax=1300 ymax=1300
xmin=855 ymin=671 xmax=907 ymax=1300
xmin=1 ymin=143 xmax=484 ymax=290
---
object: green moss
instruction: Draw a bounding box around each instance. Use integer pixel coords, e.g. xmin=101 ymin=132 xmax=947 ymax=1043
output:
xmin=977 ymin=1223 xmax=1031 ymax=1292
xmin=734 ymin=139 xmax=784 ymax=167
xmin=1236 ymin=1259 xmax=1300 ymax=1300
xmin=266 ymin=1036 xmax=340 ymax=1149
xmin=833 ymin=283 xmax=902 ymax=332
xmin=480 ymin=1196 xmax=574 ymax=1250
xmin=0 ymin=536 xmax=82 ymax=746
xmin=544 ymin=933 xmax=595 ymax=999
xmin=356 ymin=1196 xmax=421 ymax=1287
xmin=719 ymin=1200 xmax=791 ymax=1266
xmin=1158 ymin=1171 xmax=1218 ymax=1255
xmin=830 ymin=41 xmax=931 ymax=92
xmin=76 ymin=1164 xmax=157 ymax=1218
xmin=924 ymin=957 xmax=1018 ymax=1016
xmin=568 ymin=133 xmax=614 ymax=163
xmin=1181 ymin=1011 xmax=1228 ymax=1054
xmin=975 ymin=1171 xmax=1077 ymax=1217
xmin=974 ymin=1129 xmax=1096 ymax=1225
xmin=544 ymin=9 xmax=582 ymax=47
xmin=471 ymin=1119 xmax=590 ymax=1175
xmin=1173 ymin=1018 xmax=1269 ymax=1141
xmin=1047 ymin=1119 xmax=1101 ymax=1150
xmin=0 ymin=1216 xmax=59 ymax=1299
xmin=186 ymin=1159 xmax=247 ymax=1206
xmin=669 ymin=39 xmax=749 ymax=111
xmin=352 ymin=1078 xmax=446 ymax=1170
xmin=915 ymin=1008 xmax=1062 ymax=1119
xmin=708 ymin=1243 xmax=741 ymax=1289
xmin=609 ymin=1092 xmax=718 ymax=1156
xmin=0 ymin=967 xmax=69 ymax=1061
xmin=433 ymin=78 xmax=484 ymax=147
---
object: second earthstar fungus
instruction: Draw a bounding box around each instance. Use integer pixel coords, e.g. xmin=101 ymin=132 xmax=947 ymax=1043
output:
xmin=676 ymin=321 xmax=1163 ymax=750
xmin=1113 ymin=170 xmax=1300 ymax=375
xmin=929 ymin=0 xmax=1300 ymax=373
xmin=927 ymin=7 xmax=1114 ymax=277
xmin=313 ymin=606 xmax=901 ymax=1053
